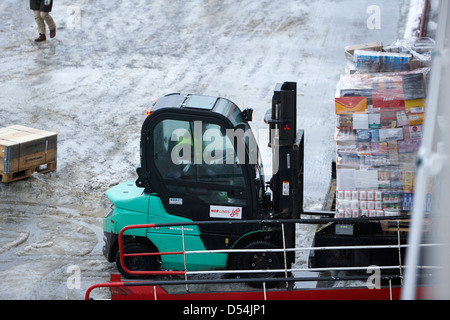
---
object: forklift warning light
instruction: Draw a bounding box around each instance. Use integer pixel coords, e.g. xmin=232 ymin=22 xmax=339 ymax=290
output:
xmin=282 ymin=181 xmax=290 ymax=196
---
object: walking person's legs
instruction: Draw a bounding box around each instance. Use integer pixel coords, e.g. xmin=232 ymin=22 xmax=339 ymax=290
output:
xmin=40 ymin=11 xmax=56 ymax=38
xmin=33 ymin=10 xmax=56 ymax=41
xmin=33 ymin=10 xmax=46 ymax=41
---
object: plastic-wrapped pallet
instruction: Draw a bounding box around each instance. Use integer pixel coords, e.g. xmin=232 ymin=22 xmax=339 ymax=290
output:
xmin=333 ymin=67 xmax=431 ymax=218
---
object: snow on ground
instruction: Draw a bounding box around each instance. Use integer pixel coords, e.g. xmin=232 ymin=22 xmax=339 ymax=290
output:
xmin=0 ymin=0 xmax=416 ymax=299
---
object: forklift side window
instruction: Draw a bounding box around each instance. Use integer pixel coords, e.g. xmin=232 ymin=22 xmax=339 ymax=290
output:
xmin=153 ymin=119 xmax=195 ymax=180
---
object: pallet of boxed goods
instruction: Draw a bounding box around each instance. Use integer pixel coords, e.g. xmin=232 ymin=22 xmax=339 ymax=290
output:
xmin=0 ymin=125 xmax=57 ymax=183
xmin=334 ymin=41 xmax=432 ymax=219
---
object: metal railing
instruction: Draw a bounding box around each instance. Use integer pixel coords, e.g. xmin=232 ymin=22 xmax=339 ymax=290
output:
xmin=86 ymin=216 xmax=439 ymax=300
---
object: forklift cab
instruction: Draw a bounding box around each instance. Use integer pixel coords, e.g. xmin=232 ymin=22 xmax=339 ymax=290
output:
xmin=104 ymin=82 xmax=303 ymax=277
xmin=136 ymin=93 xmax=266 ymax=247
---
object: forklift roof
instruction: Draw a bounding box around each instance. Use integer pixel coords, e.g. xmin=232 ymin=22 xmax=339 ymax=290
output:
xmin=154 ymin=93 xmax=223 ymax=110
xmin=182 ymin=95 xmax=218 ymax=110
xmin=152 ymin=93 xmax=249 ymax=125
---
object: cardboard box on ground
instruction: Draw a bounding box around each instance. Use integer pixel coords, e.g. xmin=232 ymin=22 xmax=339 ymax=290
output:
xmin=0 ymin=125 xmax=57 ymax=182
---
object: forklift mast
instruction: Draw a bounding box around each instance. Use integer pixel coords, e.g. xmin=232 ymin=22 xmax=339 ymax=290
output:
xmin=265 ymin=82 xmax=304 ymax=250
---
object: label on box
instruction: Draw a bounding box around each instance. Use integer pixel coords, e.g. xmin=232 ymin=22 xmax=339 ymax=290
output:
xmin=356 ymin=130 xmax=372 ymax=142
xmin=354 ymin=170 xmax=378 ymax=189
xmin=344 ymin=190 xmax=352 ymax=200
xmin=388 ymin=141 xmax=399 ymax=164
xmin=379 ymin=128 xmax=404 ymax=142
xmin=398 ymin=139 xmax=421 ymax=153
xmin=338 ymin=115 xmax=354 ymax=129
xmin=375 ymin=201 xmax=383 ymax=210
xmin=380 ymin=110 xmax=397 ymax=128
xmin=402 ymin=193 xmax=414 ymax=211
xmin=408 ymin=113 xmax=424 ymax=125
xmin=396 ymin=111 xmax=409 ymax=126
xmin=358 ymin=142 xmax=371 ymax=156
xmin=345 ymin=209 xmax=352 ymax=218
xmin=353 ymin=114 xmax=369 ymax=129
xmin=405 ymin=99 xmax=426 ymax=114
xmin=403 ymin=171 xmax=415 ymax=193
xmin=371 ymin=143 xmax=388 ymax=155
xmin=375 ymin=191 xmax=383 ymax=201
xmin=368 ymin=113 xmax=381 ymax=129
xmin=360 ymin=200 xmax=367 ymax=210
xmin=359 ymin=191 xmax=367 ymax=201
xmin=403 ymin=125 xmax=422 ymax=139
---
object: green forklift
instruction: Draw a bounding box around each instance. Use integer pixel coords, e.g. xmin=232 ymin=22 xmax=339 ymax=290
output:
xmin=102 ymin=82 xmax=304 ymax=279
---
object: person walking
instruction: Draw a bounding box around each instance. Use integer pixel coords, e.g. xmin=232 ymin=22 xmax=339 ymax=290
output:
xmin=30 ymin=0 xmax=56 ymax=42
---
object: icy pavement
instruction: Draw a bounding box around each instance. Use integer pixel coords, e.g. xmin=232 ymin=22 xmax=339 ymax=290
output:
xmin=0 ymin=0 xmax=407 ymax=299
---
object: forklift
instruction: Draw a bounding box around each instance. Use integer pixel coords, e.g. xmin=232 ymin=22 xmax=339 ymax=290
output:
xmin=102 ymin=82 xmax=305 ymax=279
xmin=102 ymin=82 xmax=408 ymax=280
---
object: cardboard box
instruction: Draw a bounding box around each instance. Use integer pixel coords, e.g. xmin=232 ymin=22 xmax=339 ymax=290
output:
xmin=380 ymin=110 xmax=398 ymax=128
xmin=0 ymin=125 xmax=57 ymax=175
xmin=345 ymin=42 xmax=383 ymax=56
xmin=405 ymin=99 xmax=426 ymax=114
xmin=338 ymin=74 xmax=373 ymax=97
xmin=408 ymin=113 xmax=424 ymax=125
xmin=335 ymin=55 xmax=429 ymax=216
xmin=344 ymin=42 xmax=383 ymax=73
xmin=335 ymin=96 xmax=367 ymax=114
xmin=402 ymin=73 xmax=426 ymax=100
xmin=372 ymin=88 xmax=405 ymax=111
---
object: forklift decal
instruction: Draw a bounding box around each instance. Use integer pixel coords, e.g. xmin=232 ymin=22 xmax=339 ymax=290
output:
xmin=209 ymin=205 xmax=242 ymax=219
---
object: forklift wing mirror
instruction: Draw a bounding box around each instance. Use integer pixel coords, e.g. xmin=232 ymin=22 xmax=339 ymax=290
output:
xmin=242 ymin=108 xmax=253 ymax=122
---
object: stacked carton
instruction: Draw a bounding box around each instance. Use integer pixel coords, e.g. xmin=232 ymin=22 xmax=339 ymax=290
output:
xmin=0 ymin=125 xmax=57 ymax=182
xmin=334 ymin=42 xmax=431 ymax=218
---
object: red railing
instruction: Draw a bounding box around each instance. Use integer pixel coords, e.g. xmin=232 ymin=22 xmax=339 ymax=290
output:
xmin=118 ymin=223 xmax=186 ymax=276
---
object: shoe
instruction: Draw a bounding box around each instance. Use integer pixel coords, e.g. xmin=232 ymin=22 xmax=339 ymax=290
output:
xmin=50 ymin=29 xmax=56 ymax=38
xmin=34 ymin=34 xmax=46 ymax=42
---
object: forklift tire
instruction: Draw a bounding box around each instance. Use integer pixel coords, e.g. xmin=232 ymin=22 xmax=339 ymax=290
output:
xmin=116 ymin=242 xmax=157 ymax=279
xmin=228 ymin=240 xmax=284 ymax=287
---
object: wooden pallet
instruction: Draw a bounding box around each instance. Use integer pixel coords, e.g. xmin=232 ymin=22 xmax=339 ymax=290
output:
xmin=1 ymin=161 xmax=56 ymax=183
